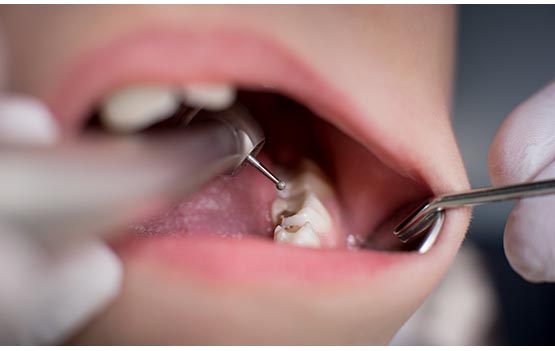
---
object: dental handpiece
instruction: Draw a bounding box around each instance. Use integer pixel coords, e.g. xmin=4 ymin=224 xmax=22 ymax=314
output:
xmin=195 ymin=104 xmax=286 ymax=191
xmin=0 ymin=110 xmax=283 ymax=241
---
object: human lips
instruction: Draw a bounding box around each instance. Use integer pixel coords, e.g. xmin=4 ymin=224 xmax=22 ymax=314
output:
xmin=42 ymin=26 xmax=465 ymax=285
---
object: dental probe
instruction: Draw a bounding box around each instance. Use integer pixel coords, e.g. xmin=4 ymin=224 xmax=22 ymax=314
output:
xmin=188 ymin=104 xmax=286 ymax=191
xmin=394 ymin=178 xmax=555 ymax=243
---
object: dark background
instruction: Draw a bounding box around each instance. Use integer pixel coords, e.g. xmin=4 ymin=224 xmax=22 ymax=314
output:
xmin=454 ymin=5 xmax=555 ymax=345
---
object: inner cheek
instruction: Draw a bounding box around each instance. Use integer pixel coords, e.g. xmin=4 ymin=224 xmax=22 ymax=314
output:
xmin=319 ymin=122 xmax=428 ymax=238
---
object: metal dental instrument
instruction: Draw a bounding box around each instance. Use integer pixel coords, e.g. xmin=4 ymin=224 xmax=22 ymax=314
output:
xmin=245 ymin=154 xmax=286 ymax=191
xmin=193 ymin=104 xmax=287 ymax=191
xmin=0 ymin=122 xmax=241 ymax=241
xmin=0 ymin=108 xmax=282 ymax=241
xmin=394 ymin=178 xmax=555 ymax=244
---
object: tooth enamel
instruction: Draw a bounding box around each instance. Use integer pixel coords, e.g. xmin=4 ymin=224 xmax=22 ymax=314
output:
xmin=271 ymin=195 xmax=303 ymax=224
xmin=279 ymin=162 xmax=333 ymax=199
xmin=280 ymin=194 xmax=331 ymax=233
xmin=274 ymin=223 xmax=321 ymax=248
xmin=271 ymin=160 xmax=335 ymax=248
xmin=182 ymin=84 xmax=236 ymax=110
xmin=100 ymin=85 xmax=181 ymax=133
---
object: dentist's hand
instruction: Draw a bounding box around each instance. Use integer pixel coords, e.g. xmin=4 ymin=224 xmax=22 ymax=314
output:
xmin=0 ymin=95 xmax=122 ymax=345
xmin=489 ymin=81 xmax=555 ymax=282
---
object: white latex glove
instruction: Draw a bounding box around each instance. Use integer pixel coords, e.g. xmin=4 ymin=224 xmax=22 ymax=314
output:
xmin=489 ymin=80 xmax=555 ymax=282
xmin=0 ymin=95 xmax=123 ymax=344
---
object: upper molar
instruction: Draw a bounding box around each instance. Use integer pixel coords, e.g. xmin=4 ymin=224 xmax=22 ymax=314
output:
xmin=100 ymin=85 xmax=180 ymax=133
xmin=182 ymin=84 xmax=237 ymax=111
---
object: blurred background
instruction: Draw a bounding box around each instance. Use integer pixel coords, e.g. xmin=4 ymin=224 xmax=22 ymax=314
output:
xmin=392 ymin=5 xmax=555 ymax=345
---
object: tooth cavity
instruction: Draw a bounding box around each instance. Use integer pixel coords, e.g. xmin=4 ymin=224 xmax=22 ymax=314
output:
xmin=182 ymin=84 xmax=236 ymax=111
xmin=280 ymin=194 xmax=331 ymax=233
xmin=272 ymin=160 xmax=335 ymax=249
xmin=100 ymin=85 xmax=180 ymax=133
xmin=271 ymin=195 xmax=303 ymax=224
xmin=274 ymin=223 xmax=320 ymax=248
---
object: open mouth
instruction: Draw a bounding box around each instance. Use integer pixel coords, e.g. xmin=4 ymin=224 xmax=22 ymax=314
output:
xmin=46 ymin=28 xmax=446 ymax=284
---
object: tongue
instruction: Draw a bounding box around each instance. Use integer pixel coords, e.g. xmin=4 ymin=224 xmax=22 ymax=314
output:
xmin=130 ymin=161 xmax=277 ymax=238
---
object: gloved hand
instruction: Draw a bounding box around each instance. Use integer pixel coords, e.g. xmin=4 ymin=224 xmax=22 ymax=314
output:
xmin=0 ymin=95 xmax=123 ymax=345
xmin=489 ymin=80 xmax=555 ymax=283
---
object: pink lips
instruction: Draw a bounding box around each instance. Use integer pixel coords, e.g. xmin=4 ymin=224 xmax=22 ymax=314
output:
xmin=48 ymin=28 xmax=333 ymax=132
xmin=47 ymin=27 xmax=431 ymax=191
xmin=45 ymin=27 xmax=435 ymax=283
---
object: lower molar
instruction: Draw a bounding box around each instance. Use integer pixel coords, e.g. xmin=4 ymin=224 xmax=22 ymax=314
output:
xmin=272 ymin=160 xmax=341 ymax=248
xmin=274 ymin=222 xmax=321 ymax=248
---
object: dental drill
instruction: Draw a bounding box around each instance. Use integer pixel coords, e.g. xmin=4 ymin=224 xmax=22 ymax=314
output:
xmin=195 ymin=104 xmax=286 ymax=191
xmin=0 ymin=105 xmax=285 ymax=241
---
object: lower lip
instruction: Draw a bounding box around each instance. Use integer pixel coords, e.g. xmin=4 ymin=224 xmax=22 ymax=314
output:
xmin=113 ymin=234 xmax=411 ymax=284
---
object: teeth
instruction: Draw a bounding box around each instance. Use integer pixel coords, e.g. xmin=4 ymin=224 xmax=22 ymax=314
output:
xmin=99 ymin=83 xmax=237 ymax=133
xmin=100 ymin=85 xmax=180 ymax=133
xmin=280 ymin=194 xmax=331 ymax=233
xmin=274 ymin=223 xmax=320 ymax=248
xmin=278 ymin=161 xmax=333 ymax=199
xmin=271 ymin=195 xmax=303 ymax=224
xmin=272 ymin=160 xmax=334 ymax=249
xmin=182 ymin=84 xmax=236 ymax=110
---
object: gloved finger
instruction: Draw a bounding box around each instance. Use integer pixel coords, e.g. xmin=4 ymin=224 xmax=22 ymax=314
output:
xmin=0 ymin=94 xmax=59 ymax=145
xmin=0 ymin=94 xmax=123 ymax=344
xmin=488 ymin=80 xmax=555 ymax=282
xmin=503 ymin=163 xmax=555 ymax=282
xmin=489 ymin=81 xmax=555 ymax=185
xmin=0 ymin=224 xmax=122 ymax=345
xmin=0 ymin=23 xmax=58 ymax=145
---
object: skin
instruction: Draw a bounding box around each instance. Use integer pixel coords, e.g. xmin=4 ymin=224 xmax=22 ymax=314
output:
xmin=0 ymin=5 xmax=470 ymax=345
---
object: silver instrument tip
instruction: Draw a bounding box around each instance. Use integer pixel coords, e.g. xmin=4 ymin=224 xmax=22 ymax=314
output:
xmin=246 ymin=154 xmax=286 ymax=191
xmin=276 ymin=180 xmax=286 ymax=191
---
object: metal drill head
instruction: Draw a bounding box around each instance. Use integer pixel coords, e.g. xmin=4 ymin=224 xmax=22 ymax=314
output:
xmin=200 ymin=104 xmax=265 ymax=175
xmin=187 ymin=103 xmax=286 ymax=189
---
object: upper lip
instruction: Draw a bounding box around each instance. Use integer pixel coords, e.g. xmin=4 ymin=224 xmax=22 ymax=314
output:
xmin=45 ymin=26 xmax=442 ymax=194
xmin=40 ymin=25 xmax=460 ymax=281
